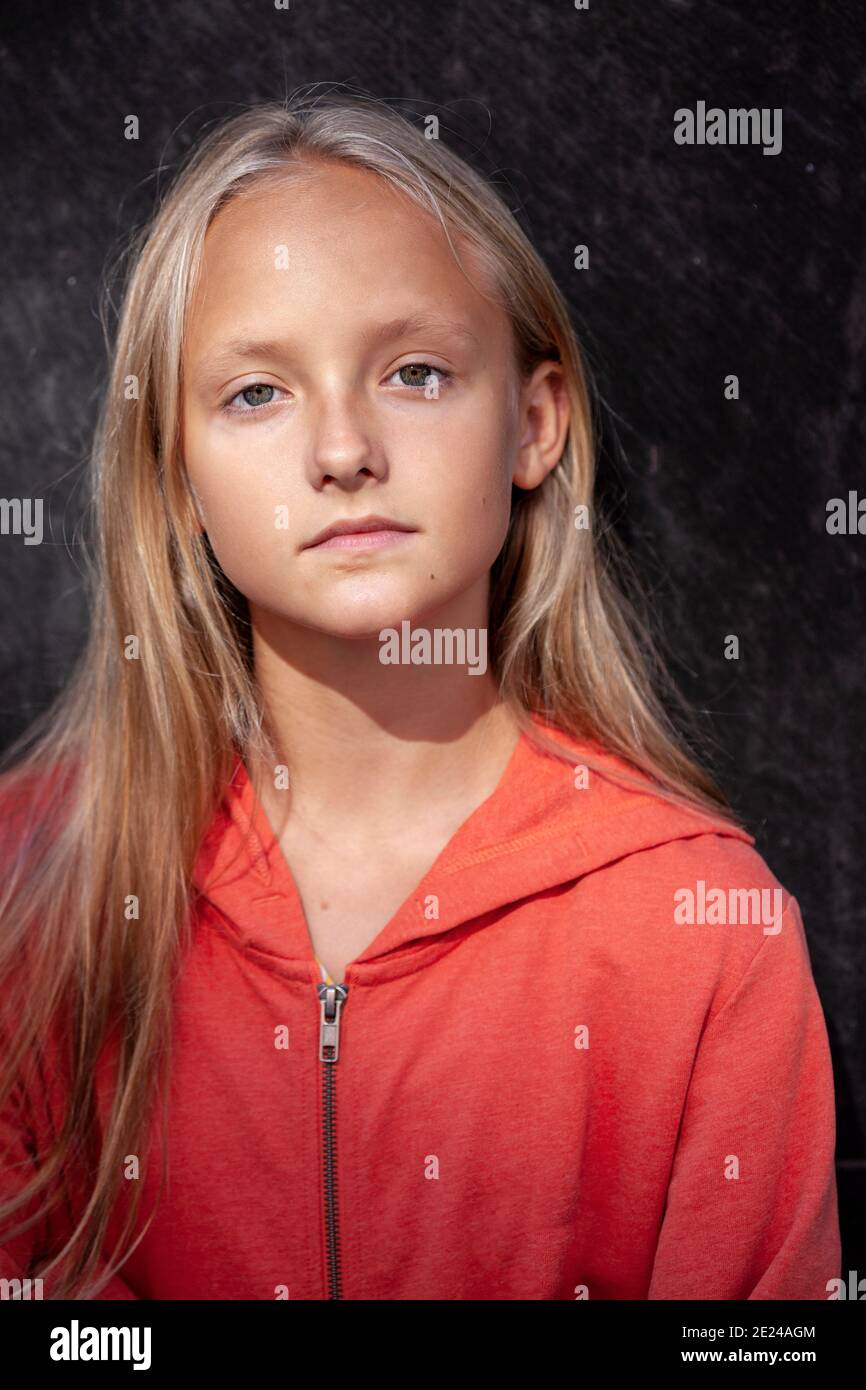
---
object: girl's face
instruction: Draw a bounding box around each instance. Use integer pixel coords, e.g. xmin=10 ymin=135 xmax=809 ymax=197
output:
xmin=181 ymin=163 xmax=558 ymax=645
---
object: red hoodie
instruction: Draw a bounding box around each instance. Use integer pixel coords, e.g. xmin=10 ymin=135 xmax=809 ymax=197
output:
xmin=0 ymin=715 xmax=841 ymax=1299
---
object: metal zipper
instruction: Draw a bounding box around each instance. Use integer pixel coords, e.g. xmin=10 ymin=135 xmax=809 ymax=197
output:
xmin=318 ymin=981 xmax=349 ymax=1300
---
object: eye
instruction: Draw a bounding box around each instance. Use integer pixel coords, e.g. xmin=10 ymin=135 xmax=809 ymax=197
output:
xmin=388 ymin=362 xmax=453 ymax=394
xmin=219 ymin=364 xmax=453 ymax=416
xmin=221 ymin=382 xmax=286 ymax=415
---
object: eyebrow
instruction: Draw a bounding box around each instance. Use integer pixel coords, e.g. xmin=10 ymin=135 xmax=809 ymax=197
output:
xmin=192 ymin=313 xmax=480 ymax=386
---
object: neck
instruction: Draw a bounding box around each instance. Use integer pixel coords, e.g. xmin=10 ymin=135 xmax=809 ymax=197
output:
xmin=244 ymin=606 xmax=520 ymax=838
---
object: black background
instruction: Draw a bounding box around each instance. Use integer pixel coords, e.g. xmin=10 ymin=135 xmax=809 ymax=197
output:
xmin=1 ymin=0 xmax=863 ymax=1273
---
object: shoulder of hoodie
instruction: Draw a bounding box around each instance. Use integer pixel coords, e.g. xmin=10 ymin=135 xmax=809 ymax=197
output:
xmin=0 ymin=758 xmax=102 ymax=1154
xmin=0 ymin=755 xmax=74 ymax=863
xmin=537 ymin=725 xmax=814 ymax=1018
xmin=0 ymin=755 xmax=79 ymax=994
xmin=0 ymin=761 xmax=72 ymax=1129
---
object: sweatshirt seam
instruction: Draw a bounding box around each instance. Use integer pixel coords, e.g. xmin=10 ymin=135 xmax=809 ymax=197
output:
xmin=437 ymin=818 xmax=592 ymax=874
xmin=437 ymin=802 xmax=747 ymax=877
xmin=701 ymin=892 xmax=796 ymax=1035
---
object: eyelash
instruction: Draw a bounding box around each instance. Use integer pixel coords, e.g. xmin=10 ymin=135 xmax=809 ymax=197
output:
xmin=220 ymin=362 xmax=454 ymax=417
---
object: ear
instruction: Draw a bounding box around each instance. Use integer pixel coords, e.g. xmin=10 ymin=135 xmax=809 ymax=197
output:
xmin=511 ymin=361 xmax=570 ymax=492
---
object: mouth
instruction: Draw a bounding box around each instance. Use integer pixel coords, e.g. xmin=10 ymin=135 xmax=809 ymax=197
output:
xmin=302 ymin=515 xmax=418 ymax=551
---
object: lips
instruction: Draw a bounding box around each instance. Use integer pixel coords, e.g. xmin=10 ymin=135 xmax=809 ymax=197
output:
xmin=303 ymin=515 xmax=417 ymax=549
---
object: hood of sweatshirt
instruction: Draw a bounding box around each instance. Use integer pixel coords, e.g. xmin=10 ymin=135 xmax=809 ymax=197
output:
xmin=190 ymin=713 xmax=756 ymax=981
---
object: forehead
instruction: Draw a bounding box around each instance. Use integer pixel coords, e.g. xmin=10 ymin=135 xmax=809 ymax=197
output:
xmin=185 ymin=162 xmax=510 ymax=348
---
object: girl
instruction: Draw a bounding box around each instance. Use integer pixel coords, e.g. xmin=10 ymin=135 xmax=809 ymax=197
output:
xmin=0 ymin=93 xmax=840 ymax=1300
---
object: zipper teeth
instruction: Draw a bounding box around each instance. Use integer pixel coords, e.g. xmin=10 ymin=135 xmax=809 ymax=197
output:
xmin=318 ymin=981 xmax=348 ymax=1300
xmin=322 ymin=1061 xmax=342 ymax=1299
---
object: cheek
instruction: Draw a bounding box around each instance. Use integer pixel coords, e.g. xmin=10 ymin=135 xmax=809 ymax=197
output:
xmin=185 ymin=428 xmax=292 ymax=593
xmin=204 ymin=490 xmax=287 ymax=597
xmin=424 ymin=413 xmax=514 ymax=551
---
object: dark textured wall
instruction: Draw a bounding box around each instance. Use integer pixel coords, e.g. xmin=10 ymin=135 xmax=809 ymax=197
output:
xmin=1 ymin=0 xmax=863 ymax=1267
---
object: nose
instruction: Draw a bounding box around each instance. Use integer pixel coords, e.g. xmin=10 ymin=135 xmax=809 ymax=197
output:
xmin=307 ymin=394 xmax=386 ymax=489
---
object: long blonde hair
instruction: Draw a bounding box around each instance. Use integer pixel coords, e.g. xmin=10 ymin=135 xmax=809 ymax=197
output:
xmin=0 ymin=89 xmax=746 ymax=1298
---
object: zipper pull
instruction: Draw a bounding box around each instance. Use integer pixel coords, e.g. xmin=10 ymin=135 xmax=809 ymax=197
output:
xmin=317 ymin=982 xmax=349 ymax=1063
